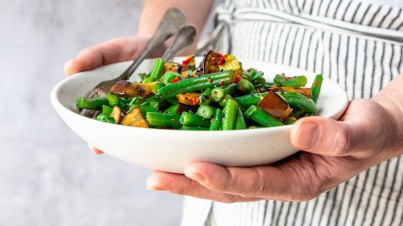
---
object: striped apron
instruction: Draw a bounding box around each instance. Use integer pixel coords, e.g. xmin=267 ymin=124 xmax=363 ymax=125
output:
xmin=182 ymin=0 xmax=403 ymax=226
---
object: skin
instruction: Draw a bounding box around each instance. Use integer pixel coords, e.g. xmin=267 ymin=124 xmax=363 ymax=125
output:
xmin=65 ymin=0 xmax=403 ymax=203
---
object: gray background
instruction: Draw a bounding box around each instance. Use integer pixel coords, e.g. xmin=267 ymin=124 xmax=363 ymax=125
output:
xmin=0 ymin=1 xmax=217 ymax=225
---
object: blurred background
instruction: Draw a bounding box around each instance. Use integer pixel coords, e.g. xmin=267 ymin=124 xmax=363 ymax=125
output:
xmin=0 ymin=1 xmax=218 ymax=225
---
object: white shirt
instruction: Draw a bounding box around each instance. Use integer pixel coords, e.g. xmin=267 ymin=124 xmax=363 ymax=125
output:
xmin=359 ymin=0 xmax=402 ymax=7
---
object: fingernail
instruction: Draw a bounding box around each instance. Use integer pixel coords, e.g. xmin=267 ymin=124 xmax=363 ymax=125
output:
xmin=146 ymin=177 xmax=165 ymax=191
xmin=297 ymin=122 xmax=319 ymax=149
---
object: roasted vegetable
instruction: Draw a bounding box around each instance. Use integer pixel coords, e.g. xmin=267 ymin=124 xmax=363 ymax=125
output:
xmin=110 ymin=81 xmax=155 ymax=98
xmin=258 ymin=91 xmax=292 ymax=119
xmin=110 ymin=106 xmax=123 ymax=124
xmin=120 ymin=107 xmax=149 ymax=128
xmin=201 ymin=50 xmax=221 ymax=75
xmin=176 ymin=93 xmax=200 ymax=106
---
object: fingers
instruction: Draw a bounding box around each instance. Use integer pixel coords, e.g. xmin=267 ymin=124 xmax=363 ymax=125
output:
xmin=146 ymin=171 xmax=259 ymax=203
xmin=88 ymin=145 xmax=104 ymax=155
xmin=183 ymin=162 xmax=304 ymax=201
xmin=64 ymin=37 xmax=139 ymax=76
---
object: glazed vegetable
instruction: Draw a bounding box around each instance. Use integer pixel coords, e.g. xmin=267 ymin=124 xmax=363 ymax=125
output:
xmin=258 ymin=91 xmax=292 ymax=119
xmin=76 ymin=50 xmax=323 ymax=130
xmin=273 ymin=74 xmax=307 ymax=88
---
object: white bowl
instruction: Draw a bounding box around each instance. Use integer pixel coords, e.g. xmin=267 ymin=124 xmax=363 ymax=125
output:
xmin=51 ymin=58 xmax=348 ymax=173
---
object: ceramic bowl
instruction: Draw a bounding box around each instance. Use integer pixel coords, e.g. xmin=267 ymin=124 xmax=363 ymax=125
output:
xmin=51 ymin=58 xmax=348 ymax=173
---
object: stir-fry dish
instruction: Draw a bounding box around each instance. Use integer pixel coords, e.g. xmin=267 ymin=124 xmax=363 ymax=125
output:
xmin=76 ymin=50 xmax=323 ymax=130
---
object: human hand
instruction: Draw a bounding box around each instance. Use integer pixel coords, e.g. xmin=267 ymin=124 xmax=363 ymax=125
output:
xmin=64 ymin=36 xmax=167 ymax=155
xmin=146 ymin=76 xmax=403 ymax=203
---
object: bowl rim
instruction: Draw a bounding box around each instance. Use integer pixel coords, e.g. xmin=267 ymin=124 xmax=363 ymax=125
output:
xmin=50 ymin=59 xmax=349 ymax=136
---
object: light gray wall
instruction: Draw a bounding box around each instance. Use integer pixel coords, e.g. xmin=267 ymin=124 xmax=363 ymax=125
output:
xmin=0 ymin=0 xmax=221 ymax=225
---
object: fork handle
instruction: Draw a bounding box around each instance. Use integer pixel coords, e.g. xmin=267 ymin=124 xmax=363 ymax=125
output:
xmin=162 ymin=25 xmax=197 ymax=62
xmin=118 ymin=8 xmax=185 ymax=80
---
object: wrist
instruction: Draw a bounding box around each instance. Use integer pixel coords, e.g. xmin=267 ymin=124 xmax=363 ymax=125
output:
xmin=372 ymin=74 xmax=403 ymax=157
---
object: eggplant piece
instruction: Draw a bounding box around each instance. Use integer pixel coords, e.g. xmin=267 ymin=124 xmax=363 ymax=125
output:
xmin=258 ymin=91 xmax=292 ymax=119
xmin=270 ymin=87 xmax=312 ymax=98
xmin=176 ymin=93 xmax=200 ymax=106
xmin=120 ymin=107 xmax=149 ymax=128
xmin=110 ymin=80 xmax=156 ymax=98
xmin=201 ymin=50 xmax=220 ymax=75
xmin=110 ymin=106 xmax=123 ymax=124
xmin=164 ymin=62 xmax=180 ymax=73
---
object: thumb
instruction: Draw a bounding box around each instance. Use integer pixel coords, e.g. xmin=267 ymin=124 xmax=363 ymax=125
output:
xmin=290 ymin=116 xmax=374 ymax=157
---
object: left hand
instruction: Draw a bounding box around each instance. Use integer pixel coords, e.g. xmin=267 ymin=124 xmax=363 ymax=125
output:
xmin=146 ymin=77 xmax=403 ymax=203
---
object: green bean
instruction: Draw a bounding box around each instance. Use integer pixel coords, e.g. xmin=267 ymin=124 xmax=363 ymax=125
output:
xmin=211 ymin=87 xmax=225 ymax=102
xmin=164 ymin=104 xmax=179 ymax=114
xmin=273 ymin=74 xmax=307 ymax=88
xmin=150 ymin=58 xmax=165 ymax=80
xmin=209 ymin=108 xmax=223 ymax=131
xmin=237 ymin=79 xmax=255 ymax=93
xmin=311 ymin=74 xmax=323 ymax=102
xmin=219 ymin=94 xmax=233 ymax=108
xmin=235 ymin=107 xmax=247 ymax=130
xmin=223 ymin=83 xmax=238 ymax=95
xmin=76 ymin=97 xmax=109 ymax=110
xmin=149 ymin=99 xmax=167 ymax=109
xmin=107 ymin=93 xmax=124 ymax=109
xmin=179 ymin=112 xmax=211 ymax=127
xmin=234 ymin=93 xmax=266 ymax=108
xmin=102 ymin=105 xmax=113 ymax=116
xmin=180 ymin=125 xmax=209 ymax=130
xmin=145 ymin=112 xmax=181 ymax=128
xmin=162 ymin=71 xmax=181 ymax=85
xmin=222 ymin=99 xmax=238 ymax=130
xmin=199 ymin=88 xmax=213 ymax=105
xmin=196 ymin=105 xmax=215 ymax=119
xmin=139 ymin=105 xmax=159 ymax=118
xmin=155 ymin=70 xmax=235 ymax=99
xmin=96 ymin=114 xmax=115 ymax=123
xmin=244 ymin=105 xmax=283 ymax=127
xmin=278 ymin=92 xmax=316 ymax=113
xmin=152 ymin=81 xmax=163 ymax=93
xmin=142 ymin=76 xmax=155 ymax=84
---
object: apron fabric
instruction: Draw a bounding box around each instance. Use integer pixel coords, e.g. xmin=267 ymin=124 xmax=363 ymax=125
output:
xmin=183 ymin=0 xmax=403 ymax=226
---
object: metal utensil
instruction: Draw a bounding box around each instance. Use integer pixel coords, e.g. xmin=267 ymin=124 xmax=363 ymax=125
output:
xmin=84 ymin=8 xmax=185 ymax=100
xmin=161 ymin=25 xmax=196 ymax=61
xmin=82 ymin=24 xmax=196 ymax=118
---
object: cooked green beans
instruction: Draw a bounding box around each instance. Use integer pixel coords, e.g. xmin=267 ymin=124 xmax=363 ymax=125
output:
xmin=197 ymin=105 xmax=215 ymax=119
xmin=146 ymin=112 xmax=181 ymax=128
xmin=179 ymin=112 xmax=211 ymax=127
xmin=76 ymin=97 xmax=109 ymax=110
xmin=273 ymin=74 xmax=307 ymax=88
xmin=77 ymin=51 xmax=323 ymax=130
xmin=244 ymin=105 xmax=283 ymax=127
xmin=209 ymin=108 xmax=223 ymax=130
xmin=235 ymin=107 xmax=247 ymax=130
xmin=311 ymin=74 xmax=323 ymax=102
xmin=222 ymin=99 xmax=238 ymax=130
xmin=155 ymin=70 xmax=235 ymax=99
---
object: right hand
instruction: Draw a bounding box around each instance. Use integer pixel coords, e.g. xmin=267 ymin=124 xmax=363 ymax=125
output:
xmin=64 ymin=36 xmax=166 ymax=154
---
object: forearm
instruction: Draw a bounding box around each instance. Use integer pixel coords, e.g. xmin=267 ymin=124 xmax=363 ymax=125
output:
xmin=136 ymin=0 xmax=214 ymax=53
xmin=372 ymin=74 xmax=403 ymax=157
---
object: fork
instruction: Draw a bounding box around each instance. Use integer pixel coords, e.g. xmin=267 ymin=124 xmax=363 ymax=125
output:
xmin=82 ymin=24 xmax=197 ymax=118
xmin=84 ymin=8 xmax=186 ymax=100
